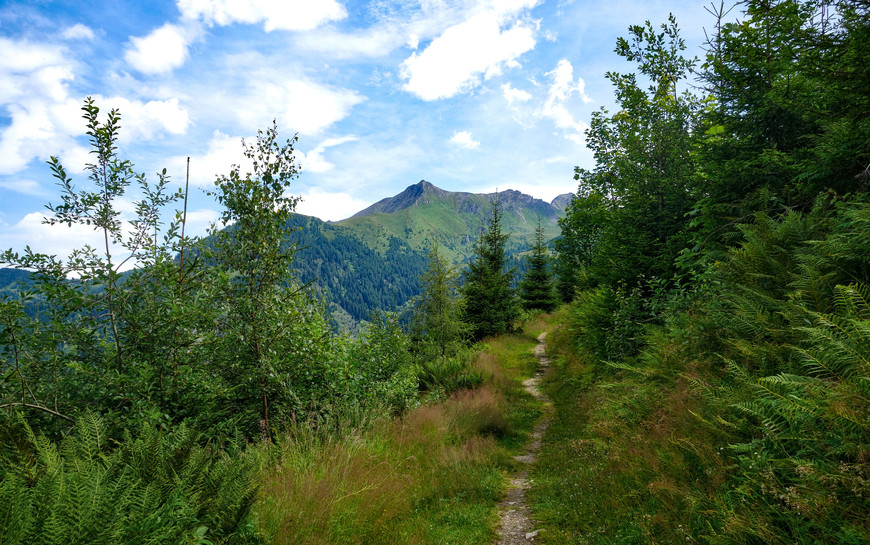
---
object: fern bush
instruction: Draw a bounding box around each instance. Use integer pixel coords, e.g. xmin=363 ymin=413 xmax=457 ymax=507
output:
xmin=723 ymin=283 xmax=870 ymax=542
xmin=697 ymin=201 xmax=870 ymax=543
xmin=0 ymin=413 xmax=261 ymax=545
xmin=414 ymin=349 xmax=485 ymax=397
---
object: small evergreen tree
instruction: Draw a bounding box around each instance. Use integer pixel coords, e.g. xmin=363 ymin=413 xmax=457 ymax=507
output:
xmin=460 ymin=195 xmax=518 ymax=340
xmin=410 ymin=241 xmax=469 ymax=359
xmin=552 ymin=190 xmax=608 ymax=301
xmin=519 ymin=218 xmax=558 ymax=312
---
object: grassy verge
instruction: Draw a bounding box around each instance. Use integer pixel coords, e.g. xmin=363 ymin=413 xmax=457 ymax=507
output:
xmin=255 ymin=315 xmax=551 ymax=544
xmin=528 ymin=309 xmax=729 ymax=544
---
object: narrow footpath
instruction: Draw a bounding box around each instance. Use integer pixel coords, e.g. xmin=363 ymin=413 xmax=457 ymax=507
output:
xmin=495 ymin=332 xmax=553 ymax=544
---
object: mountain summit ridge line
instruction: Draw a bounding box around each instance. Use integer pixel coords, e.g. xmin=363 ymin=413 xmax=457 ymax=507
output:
xmin=346 ymin=180 xmax=572 ymax=221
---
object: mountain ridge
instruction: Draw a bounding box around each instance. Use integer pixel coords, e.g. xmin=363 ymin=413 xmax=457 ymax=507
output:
xmin=348 ymin=180 xmax=571 ymax=221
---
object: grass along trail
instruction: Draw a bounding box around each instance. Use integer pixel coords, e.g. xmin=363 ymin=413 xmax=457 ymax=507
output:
xmin=495 ymin=332 xmax=554 ymax=544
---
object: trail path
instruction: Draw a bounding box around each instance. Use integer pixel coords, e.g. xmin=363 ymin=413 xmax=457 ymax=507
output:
xmin=495 ymin=332 xmax=553 ymax=544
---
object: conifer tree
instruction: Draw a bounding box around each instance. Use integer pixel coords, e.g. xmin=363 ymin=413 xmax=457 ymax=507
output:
xmin=519 ymin=218 xmax=558 ymax=312
xmin=410 ymin=241 xmax=469 ymax=359
xmin=460 ymin=195 xmax=518 ymax=340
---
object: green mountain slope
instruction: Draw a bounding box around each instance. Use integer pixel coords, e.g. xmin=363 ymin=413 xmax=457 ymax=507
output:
xmin=335 ymin=180 xmax=569 ymax=264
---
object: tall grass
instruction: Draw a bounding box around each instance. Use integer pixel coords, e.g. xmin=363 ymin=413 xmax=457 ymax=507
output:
xmin=255 ymin=318 xmax=550 ymax=544
xmin=257 ymin=387 xmax=506 ymax=544
xmin=529 ymin=308 xmax=730 ymax=544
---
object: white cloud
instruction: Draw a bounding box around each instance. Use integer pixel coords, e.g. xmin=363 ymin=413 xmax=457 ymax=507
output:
xmin=538 ymin=59 xmax=591 ymax=142
xmin=400 ymin=10 xmax=537 ymax=100
xmin=294 ymin=27 xmax=401 ymax=59
xmin=502 ymin=82 xmax=531 ymax=105
xmin=234 ymin=79 xmax=364 ymax=136
xmin=2 ymin=211 xmax=140 ymax=271
xmin=0 ymin=38 xmax=90 ymax=176
xmin=0 ymin=39 xmax=66 ymax=75
xmin=0 ymin=39 xmax=71 ymax=106
xmin=166 ymin=130 xmax=250 ymax=187
xmin=547 ymin=58 xmax=590 ymax=104
xmin=296 ymin=136 xmax=424 ymax=199
xmin=0 ymin=35 xmax=193 ymax=177
xmin=181 ymin=208 xmax=221 ymax=236
xmin=178 ymin=0 xmax=347 ymax=32
xmin=81 ymin=96 xmax=191 ymax=144
xmin=125 ymin=23 xmax=194 ymax=74
xmin=295 ymin=188 xmax=369 ymax=222
xmin=540 ymin=155 xmax=568 ymax=164
xmin=62 ymin=24 xmax=96 ymax=40
xmin=0 ymin=178 xmax=48 ymax=196
xmin=294 ymin=0 xmax=541 ymax=62
xmin=449 ymin=130 xmax=480 ymax=149
xmin=298 ymin=135 xmax=358 ymax=173
xmin=491 ymin=0 xmax=542 ymax=14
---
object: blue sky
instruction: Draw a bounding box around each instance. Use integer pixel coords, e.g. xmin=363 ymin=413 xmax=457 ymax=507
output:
xmin=0 ymin=0 xmax=714 ymax=260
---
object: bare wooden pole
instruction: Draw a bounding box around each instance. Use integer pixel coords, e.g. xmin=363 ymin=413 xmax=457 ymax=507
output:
xmin=179 ymin=156 xmax=190 ymax=283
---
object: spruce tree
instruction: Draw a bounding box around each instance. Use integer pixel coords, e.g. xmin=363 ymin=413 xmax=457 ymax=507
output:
xmin=410 ymin=241 xmax=469 ymax=359
xmin=460 ymin=195 xmax=518 ymax=340
xmin=519 ymin=218 xmax=558 ymax=312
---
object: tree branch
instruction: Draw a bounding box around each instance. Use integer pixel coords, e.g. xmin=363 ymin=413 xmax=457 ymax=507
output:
xmin=0 ymin=402 xmax=75 ymax=422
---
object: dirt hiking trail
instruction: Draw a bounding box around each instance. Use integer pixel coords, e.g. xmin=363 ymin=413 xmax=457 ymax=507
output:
xmin=495 ymin=332 xmax=553 ymax=544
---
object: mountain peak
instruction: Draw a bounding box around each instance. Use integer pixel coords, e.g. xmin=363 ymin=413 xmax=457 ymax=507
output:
xmin=349 ymin=180 xmax=446 ymax=218
xmin=550 ymin=193 xmax=574 ymax=211
xmin=345 ymin=180 xmax=571 ymax=223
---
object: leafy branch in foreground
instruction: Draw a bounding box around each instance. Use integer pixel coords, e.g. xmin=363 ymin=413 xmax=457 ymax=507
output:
xmin=0 ymin=98 xmax=185 ymax=431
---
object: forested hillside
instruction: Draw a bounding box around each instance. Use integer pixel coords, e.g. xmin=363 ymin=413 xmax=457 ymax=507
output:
xmin=286 ymin=181 xmax=566 ymax=322
xmin=285 ymin=213 xmax=429 ymax=324
xmin=0 ymin=182 xmax=564 ymax=325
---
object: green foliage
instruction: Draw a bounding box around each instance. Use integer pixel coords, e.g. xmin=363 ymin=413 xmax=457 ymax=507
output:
xmin=1 ymin=98 xmax=449 ymax=545
xmin=0 ymin=98 xmax=187 ymax=433
xmin=199 ymin=122 xmax=338 ymax=436
xmin=410 ymin=241 xmax=470 ymax=360
xmin=546 ymin=3 xmax=870 ymax=541
xmin=0 ymin=414 xmax=260 ymax=545
xmin=330 ymin=312 xmax=419 ymax=413
xmin=460 ymin=196 xmax=519 ymax=340
xmin=568 ymin=283 xmax=650 ymax=363
xmin=255 ymin=320 xmax=549 ymax=545
xmin=578 ymin=14 xmax=700 ymax=288
xmin=694 ymin=0 xmax=870 ymax=248
xmin=552 ymin=191 xmax=607 ymax=302
xmin=413 ymin=348 xmax=484 ymax=397
xmin=518 ymin=219 xmax=558 ymax=312
xmin=697 ymin=203 xmax=870 ymax=542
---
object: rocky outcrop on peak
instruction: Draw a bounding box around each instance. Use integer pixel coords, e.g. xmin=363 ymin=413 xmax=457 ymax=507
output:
xmin=550 ymin=193 xmax=574 ymax=212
